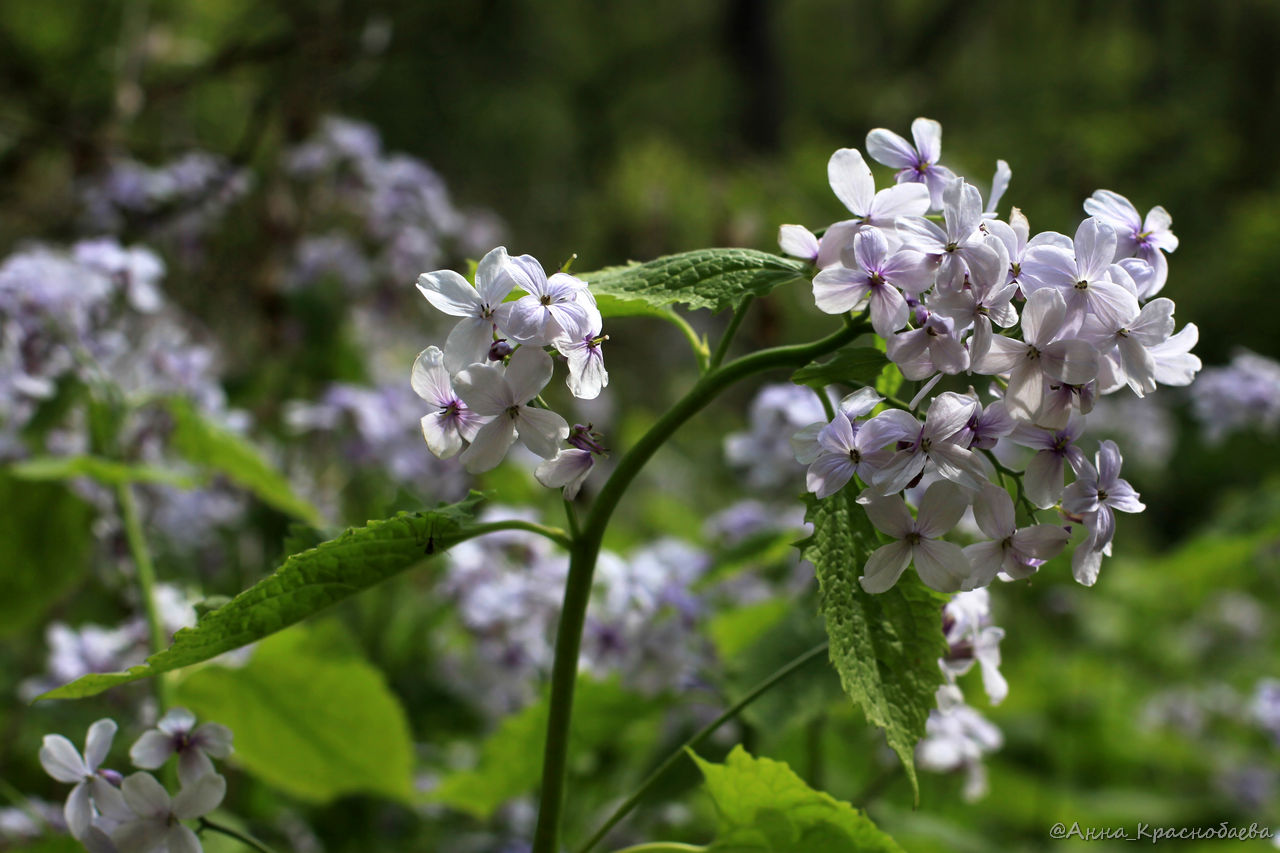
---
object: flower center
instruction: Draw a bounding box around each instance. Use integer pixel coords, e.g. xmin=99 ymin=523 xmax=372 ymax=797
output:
xmin=1074 ymin=279 xmax=1089 ymax=290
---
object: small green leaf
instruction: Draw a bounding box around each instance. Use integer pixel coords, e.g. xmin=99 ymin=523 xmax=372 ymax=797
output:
xmin=581 ymin=249 xmax=809 ymax=314
xmin=173 ymin=624 xmax=414 ymax=803
xmin=8 ymin=455 xmax=200 ymax=488
xmin=692 ymin=745 xmax=904 ymax=852
xmin=165 ymin=397 xmax=327 ymax=528
xmin=37 ymin=493 xmax=486 ymax=700
xmin=791 ymin=346 xmax=889 ymax=391
xmin=799 ymin=493 xmax=949 ymax=802
xmin=431 ymin=678 xmax=661 ymax=819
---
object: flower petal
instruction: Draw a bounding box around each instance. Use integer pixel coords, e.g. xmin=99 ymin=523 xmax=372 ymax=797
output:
xmin=122 ymin=772 xmax=170 ymax=819
xmin=128 ymin=731 xmax=174 ymax=771
xmin=859 ymin=540 xmax=914 ymax=593
xmin=912 ymin=539 xmax=971 ymax=592
xmin=503 ymin=345 xmax=554 ymax=405
xmin=40 ymin=735 xmax=87 ymax=783
xmin=172 ymin=773 xmax=226 ymax=820
xmin=515 ymin=406 xmax=570 ymax=459
xmin=916 ymin=481 xmax=970 ymax=538
xmin=83 ymin=719 xmax=117 ymax=772
xmin=459 ymin=418 xmax=517 ymax=473
xmin=865 ymin=128 xmax=917 ymax=170
xmin=415 ymin=270 xmax=480 ymax=318
xmin=828 ymin=148 xmax=874 ymax=216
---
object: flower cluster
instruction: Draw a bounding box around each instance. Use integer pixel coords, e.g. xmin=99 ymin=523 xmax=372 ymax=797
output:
xmin=1190 ymin=349 xmax=1280 ymax=443
xmin=39 ymin=709 xmax=232 ymax=852
xmin=788 ymin=118 xmax=1201 ymax=591
xmin=412 ymin=247 xmax=609 ymax=488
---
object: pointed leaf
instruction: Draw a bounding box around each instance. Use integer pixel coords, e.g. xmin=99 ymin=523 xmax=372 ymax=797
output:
xmin=792 ymin=346 xmax=889 ymax=391
xmin=581 ymin=249 xmax=809 ymax=314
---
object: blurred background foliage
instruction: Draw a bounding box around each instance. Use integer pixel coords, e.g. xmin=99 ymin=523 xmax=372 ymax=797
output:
xmin=1 ymin=1 xmax=1279 ymax=851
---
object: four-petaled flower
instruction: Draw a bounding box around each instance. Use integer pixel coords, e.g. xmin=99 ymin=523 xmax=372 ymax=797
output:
xmin=453 ymin=346 xmax=570 ymax=472
xmin=129 ymin=708 xmax=234 ymax=787
xmin=860 ymin=480 xmax=974 ymax=593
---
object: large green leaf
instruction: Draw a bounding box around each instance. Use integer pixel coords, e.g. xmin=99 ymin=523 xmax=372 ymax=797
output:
xmin=165 ymin=397 xmax=327 ymax=528
xmin=692 ymin=745 xmax=904 ymax=852
xmin=8 ymin=455 xmax=200 ymax=489
xmin=431 ymin=678 xmax=662 ymax=819
xmin=173 ymin=624 xmax=415 ymax=803
xmin=799 ymin=493 xmax=949 ymax=802
xmin=0 ymin=474 xmax=95 ymax=637
xmin=37 ymin=493 xmax=486 ymax=700
xmin=791 ymin=346 xmax=889 ymax=392
xmin=580 ymin=249 xmax=809 ymax=314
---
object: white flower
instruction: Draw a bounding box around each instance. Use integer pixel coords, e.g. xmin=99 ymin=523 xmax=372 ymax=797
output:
xmin=1062 ymin=440 xmax=1144 ymax=586
xmin=895 ymin=178 xmax=1002 ymax=293
xmin=416 ymin=247 xmax=516 ymax=373
xmin=112 ymin=772 xmax=225 ymax=853
xmin=129 ymin=708 xmax=233 ymax=788
xmin=778 ymin=224 xmax=819 ymax=262
xmin=867 ymin=392 xmax=987 ymax=494
xmin=811 ymin=226 xmax=936 ymax=337
xmin=493 ymin=255 xmax=600 ymax=347
xmin=535 ymin=449 xmax=596 ymax=499
xmin=817 ymin=147 xmax=930 ymax=266
xmin=962 ymin=484 xmax=1070 ymax=588
xmin=885 ymin=314 xmax=970 ymax=381
xmin=411 ymin=346 xmax=489 ymax=458
xmin=1020 ymin=218 xmax=1140 ymax=335
xmin=799 ymin=410 xmax=893 ymax=499
xmin=452 ymin=346 xmax=570 ymax=472
xmin=941 ymin=589 xmax=1009 ymax=704
xmin=865 ymin=117 xmax=956 ymax=210
xmin=553 ymin=328 xmax=608 ymax=400
xmin=39 ymin=719 xmax=129 ymax=840
xmin=917 ymin=685 xmax=1003 ymax=801
xmin=860 ymin=480 xmax=973 ymax=593
xmin=1083 ymin=189 xmax=1178 ymax=296
xmin=1148 ymin=322 xmax=1202 ymax=387
xmin=1083 ymin=297 xmax=1176 ymax=397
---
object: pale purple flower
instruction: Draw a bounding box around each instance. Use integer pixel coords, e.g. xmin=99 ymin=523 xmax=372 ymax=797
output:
xmin=917 ymin=685 xmax=1003 ymax=801
xmin=416 ymin=247 xmax=516 ymax=372
xmin=860 ymin=480 xmax=973 ymax=593
xmin=983 ymin=208 xmax=1072 ymax=291
xmin=1148 ymin=322 xmax=1202 ymax=387
xmin=895 ymin=178 xmax=1002 ymax=293
xmin=1020 ymin=218 xmax=1140 ymax=334
xmin=1083 ymin=189 xmax=1178 ymax=296
xmin=452 ymin=346 xmax=569 ymax=472
xmin=534 ymin=449 xmax=596 ymax=499
xmin=817 ymin=148 xmax=930 ymax=266
xmin=800 ymin=411 xmax=893 ymax=498
xmin=959 ymin=398 xmax=1015 ymax=450
xmin=974 ymin=288 xmax=1099 ymax=425
xmin=494 ymin=256 xmax=599 ymax=347
xmin=73 ymin=239 xmax=165 ymax=313
xmin=941 ymin=589 xmax=1009 ymax=704
xmin=867 ymin=392 xmax=987 ymax=494
xmin=885 ymin=314 xmax=970 ymax=381
xmin=1191 ymin=349 xmax=1280 ymax=442
xmin=112 ymin=772 xmax=224 ymax=853
xmin=865 ymin=118 xmax=957 ymax=210
xmin=39 ymin=720 xmax=129 ymax=840
xmin=1007 ymin=414 xmax=1088 ymax=508
xmin=1084 ymin=297 xmax=1176 ymax=397
xmin=962 ymin=484 xmax=1070 ymax=587
xmin=411 ymin=346 xmax=488 ymax=459
xmin=1062 ymin=441 xmax=1144 ymax=586
xmin=778 ymin=224 xmax=819 ymax=262
xmin=553 ymin=328 xmax=608 ymax=400
xmin=1251 ymin=679 xmax=1280 ymax=744
xmin=811 ymin=226 xmax=935 ymax=336
xmin=926 ymin=233 xmax=1016 ymax=366
xmin=129 ymin=708 xmax=233 ymax=787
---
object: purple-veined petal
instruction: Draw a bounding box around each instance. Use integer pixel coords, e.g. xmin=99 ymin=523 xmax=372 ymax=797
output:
xmin=915 ymin=480 xmax=970 ymax=538
xmin=91 ymin=776 xmax=133 ymax=821
xmin=156 ymin=709 xmax=196 ymax=737
xmin=812 ymin=266 xmax=871 ymax=315
xmin=422 ymin=412 xmax=464 ymax=459
xmin=912 ymin=539 xmax=971 ymax=592
xmin=862 ymin=409 xmax=921 ymax=446
xmin=865 ymin=128 xmax=917 ymax=170
xmin=415 ymin=270 xmax=481 ymax=318
xmin=502 ymin=253 xmax=550 ymax=297
xmin=817 ymin=413 xmax=856 ymax=454
xmin=411 ymin=347 xmax=452 ymax=406
xmin=1105 ymin=480 xmax=1146 ymax=514
xmin=545 ymin=301 xmax=593 ymax=344
xmin=459 ymin=418 xmax=517 ymax=473
xmin=944 ymin=180 xmax=985 ymax=245
xmin=515 ymin=406 xmax=570 ymax=459
xmin=880 ymin=248 xmax=938 ymax=294
xmin=853 ymin=227 xmax=888 ymax=273
xmin=535 ymin=449 xmax=595 ymax=499
xmin=862 ymin=494 xmax=915 ymax=539
xmin=504 ymin=346 xmax=554 ymax=405
xmin=873 ymin=449 xmax=927 ymax=495
xmin=807 ymin=453 xmax=857 ymax=499
xmin=815 ymin=219 xmax=864 ymax=268
xmin=563 ymin=341 xmax=608 ymax=400
xmin=924 ymin=392 xmax=980 ymax=442
xmin=859 ymin=540 xmax=914 ymax=593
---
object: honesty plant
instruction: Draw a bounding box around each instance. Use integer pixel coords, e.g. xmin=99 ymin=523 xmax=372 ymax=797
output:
xmin=22 ymin=117 xmax=1203 ymax=853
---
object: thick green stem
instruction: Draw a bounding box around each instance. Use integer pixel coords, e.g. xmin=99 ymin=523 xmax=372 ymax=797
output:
xmin=198 ymin=817 xmax=278 ymax=853
xmin=531 ymin=319 xmax=868 ymax=853
xmin=708 ymin=295 xmax=754 ymax=370
xmin=576 ymin=642 xmax=830 ymax=853
xmin=116 ymin=483 xmax=167 ymax=712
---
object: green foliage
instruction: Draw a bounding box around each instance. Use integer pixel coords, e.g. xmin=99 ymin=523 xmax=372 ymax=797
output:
xmin=724 ymin=606 xmax=843 ymax=732
xmin=173 ymin=624 xmax=415 ymax=803
xmin=8 ymin=455 xmax=200 ymax=488
xmin=709 ymin=599 xmax=790 ymax=661
xmin=0 ymin=474 xmax=95 ymax=638
xmin=37 ymin=493 xmax=486 ymax=700
xmin=692 ymin=745 xmax=904 ymax=852
xmin=431 ymin=677 xmax=662 ymax=819
xmin=581 ymin=249 xmax=809 ymax=315
xmin=791 ymin=346 xmax=889 ymax=392
xmin=165 ymin=397 xmax=327 ymax=528
xmin=799 ymin=493 xmax=949 ymax=802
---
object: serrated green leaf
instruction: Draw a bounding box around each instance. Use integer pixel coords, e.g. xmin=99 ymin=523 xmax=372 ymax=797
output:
xmin=37 ymin=493 xmax=486 ymax=700
xmin=172 ymin=624 xmax=414 ymax=803
xmin=431 ymin=677 xmax=662 ymax=819
xmin=791 ymin=346 xmax=889 ymax=391
xmin=0 ymin=474 xmax=94 ymax=637
xmin=800 ymin=493 xmax=949 ymax=802
xmin=692 ymin=745 xmax=904 ymax=852
xmin=165 ymin=397 xmax=327 ymax=528
xmin=580 ymin=249 xmax=809 ymax=314
xmin=8 ymin=455 xmax=200 ymax=488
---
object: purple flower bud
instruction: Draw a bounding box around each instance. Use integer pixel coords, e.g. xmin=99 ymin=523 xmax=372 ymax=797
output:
xmin=488 ymin=339 xmax=514 ymax=361
xmin=567 ymin=423 xmax=607 ymax=454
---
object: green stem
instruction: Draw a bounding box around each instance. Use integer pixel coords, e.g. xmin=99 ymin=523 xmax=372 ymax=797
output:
xmin=666 ymin=311 xmax=710 ymax=372
xmin=610 ymin=845 xmax=707 ymax=853
xmin=464 ymin=519 xmax=573 ymax=550
xmin=116 ymin=482 xmax=167 ymax=711
xmin=576 ymin=642 xmax=830 ymax=853
xmin=532 ymin=318 xmax=868 ymax=853
xmin=198 ymin=817 xmax=278 ymax=853
xmin=707 ymin=295 xmax=754 ymax=370
xmin=563 ymin=498 xmax=582 ymax=540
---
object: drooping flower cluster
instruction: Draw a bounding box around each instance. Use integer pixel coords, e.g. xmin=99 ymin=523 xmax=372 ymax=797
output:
xmin=787 ymin=118 xmax=1201 ymax=591
xmin=39 ymin=710 xmax=232 ymax=852
xmin=412 ymin=247 xmax=609 ymax=487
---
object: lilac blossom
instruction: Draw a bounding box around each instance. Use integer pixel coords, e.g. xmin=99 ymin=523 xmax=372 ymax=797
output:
xmin=1083 ymin=189 xmax=1178 ymax=295
xmin=926 ymin=233 xmax=1016 ymax=366
xmin=867 ymin=392 xmax=987 ymax=494
xmin=1020 ymin=218 xmax=1139 ymax=334
xmin=495 ymin=255 xmax=599 ymax=347
xmin=412 ymin=345 xmax=488 ymax=458
xmin=865 ymin=117 xmax=957 ymax=210
xmin=917 ymin=685 xmax=1003 ymax=801
xmin=416 ymin=247 xmax=517 ymax=372
xmin=129 ymin=708 xmax=233 ymax=787
xmin=553 ymin=328 xmax=608 ymax=400
xmin=1084 ymin=297 xmax=1176 ymax=396
xmin=1008 ymin=415 xmax=1088 ymax=508
xmin=885 ymin=313 xmax=970 ymax=380
xmin=1190 ymin=349 xmax=1280 ymax=442
xmin=962 ymin=484 xmax=1069 ymax=587
xmin=798 ymin=409 xmax=893 ymax=499
xmin=895 ymin=178 xmax=1002 ymax=293
xmin=810 ymin=226 xmax=935 ymax=336
xmin=860 ymin=480 xmax=973 ymax=593
xmin=817 ymin=147 xmax=930 ymax=266
xmin=452 ymin=346 xmax=570 ymax=472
